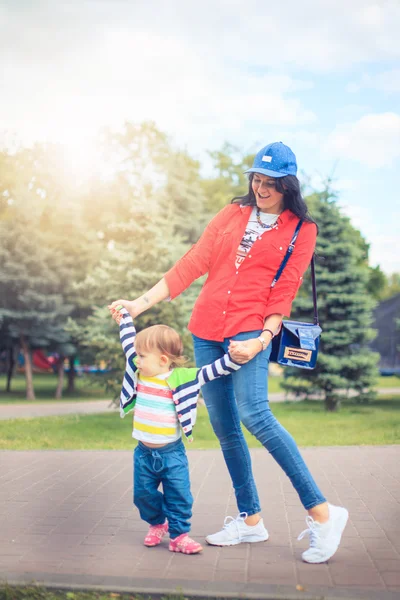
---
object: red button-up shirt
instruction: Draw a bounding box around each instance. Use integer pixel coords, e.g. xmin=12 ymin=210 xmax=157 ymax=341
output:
xmin=164 ymin=204 xmax=317 ymax=342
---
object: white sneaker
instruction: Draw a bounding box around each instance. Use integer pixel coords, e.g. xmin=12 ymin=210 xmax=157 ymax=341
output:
xmin=206 ymin=512 xmax=269 ymax=546
xmin=298 ymin=503 xmax=349 ymax=563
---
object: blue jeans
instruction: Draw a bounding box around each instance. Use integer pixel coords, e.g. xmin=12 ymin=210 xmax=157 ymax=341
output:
xmin=193 ymin=331 xmax=326 ymax=513
xmin=133 ymin=438 xmax=193 ymax=538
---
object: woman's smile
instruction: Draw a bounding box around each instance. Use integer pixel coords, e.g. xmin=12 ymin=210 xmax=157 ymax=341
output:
xmin=252 ymin=173 xmax=284 ymax=214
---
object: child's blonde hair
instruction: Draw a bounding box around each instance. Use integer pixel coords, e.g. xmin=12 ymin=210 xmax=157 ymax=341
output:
xmin=135 ymin=325 xmax=187 ymax=368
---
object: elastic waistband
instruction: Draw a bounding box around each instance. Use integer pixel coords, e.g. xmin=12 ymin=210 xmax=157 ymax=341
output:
xmin=137 ymin=437 xmax=184 ymax=455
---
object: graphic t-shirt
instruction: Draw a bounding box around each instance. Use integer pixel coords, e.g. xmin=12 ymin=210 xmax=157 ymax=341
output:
xmin=235 ymin=207 xmax=279 ymax=269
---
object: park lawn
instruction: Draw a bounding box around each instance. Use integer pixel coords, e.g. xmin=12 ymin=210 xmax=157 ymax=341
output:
xmin=0 ymin=395 xmax=399 ymax=450
xmin=377 ymin=375 xmax=400 ymax=387
xmin=1 ymin=373 xmax=398 ymax=404
xmin=0 ymin=584 xmax=183 ymax=600
xmin=0 ymin=374 xmax=110 ymax=403
xmin=0 ymin=373 xmax=281 ymax=403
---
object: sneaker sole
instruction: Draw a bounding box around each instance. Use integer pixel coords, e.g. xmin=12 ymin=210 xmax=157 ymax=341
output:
xmin=302 ymin=509 xmax=349 ymax=564
xmin=169 ymin=546 xmax=203 ymax=554
xmin=206 ymin=533 xmax=269 ymax=547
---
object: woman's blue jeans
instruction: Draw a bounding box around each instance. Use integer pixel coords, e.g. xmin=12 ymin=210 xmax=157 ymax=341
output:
xmin=193 ymin=330 xmax=326 ymax=514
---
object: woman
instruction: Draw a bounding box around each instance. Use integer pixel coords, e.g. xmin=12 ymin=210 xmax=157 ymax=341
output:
xmin=110 ymin=141 xmax=348 ymax=564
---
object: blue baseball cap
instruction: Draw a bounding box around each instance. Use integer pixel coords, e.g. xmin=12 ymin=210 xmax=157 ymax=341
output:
xmin=244 ymin=141 xmax=297 ymax=178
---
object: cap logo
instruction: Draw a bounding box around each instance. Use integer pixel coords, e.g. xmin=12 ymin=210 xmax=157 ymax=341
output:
xmin=262 ymin=155 xmax=272 ymax=163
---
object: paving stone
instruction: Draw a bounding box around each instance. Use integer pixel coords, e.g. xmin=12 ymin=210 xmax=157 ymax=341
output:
xmin=1 ymin=447 xmax=400 ymax=599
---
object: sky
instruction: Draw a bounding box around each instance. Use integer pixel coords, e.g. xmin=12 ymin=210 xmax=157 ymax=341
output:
xmin=1 ymin=0 xmax=399 ymax=273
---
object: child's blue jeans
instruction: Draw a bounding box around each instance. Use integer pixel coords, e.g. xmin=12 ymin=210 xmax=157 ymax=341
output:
xmin=133 ymin=438 xmax=193 ymax=538
xmin=193 ymin=330 xmax=326 ymax=514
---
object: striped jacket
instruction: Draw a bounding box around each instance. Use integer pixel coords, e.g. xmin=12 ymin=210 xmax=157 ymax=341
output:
xmin=118 ymin=309 xmax=242 ymax=440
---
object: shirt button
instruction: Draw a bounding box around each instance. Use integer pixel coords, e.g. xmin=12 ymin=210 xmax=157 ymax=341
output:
xmin=279 ymin=246 xmax=283 ymax=250
xmin=236 ymin=271 xmax=239 ymax=275
xmin=223 ymin=311 xmax=226 ymax=314
xmin=248 ymin=255 xmax=252 ymax=258
xmin=228 ymin=290 xmax=231 ymax=294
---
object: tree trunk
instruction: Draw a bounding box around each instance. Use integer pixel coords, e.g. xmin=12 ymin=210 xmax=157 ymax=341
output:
xmin=324 ymin=393 xmax=341 ymax=412
xmin=6 ymin=347 xmax=15 ymax=392
xmin=67 ymin=355 xmax=76 ymax=394
xmin=20 ymin=335 xmax=35 ymax=400
xmin=55 ymin=356 xmax=65 ymax=399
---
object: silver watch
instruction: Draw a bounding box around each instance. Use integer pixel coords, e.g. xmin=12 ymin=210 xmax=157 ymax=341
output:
xmin=256 ymin=335 xmax=268 ymax=351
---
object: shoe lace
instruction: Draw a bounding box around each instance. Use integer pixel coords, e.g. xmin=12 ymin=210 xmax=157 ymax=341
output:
xmin=297 ymin=516 xmax=321 ymax=548
xmin=223 ymin=512 xmax=248 ymax=540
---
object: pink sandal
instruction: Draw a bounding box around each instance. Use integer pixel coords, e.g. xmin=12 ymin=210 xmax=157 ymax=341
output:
xmin=144 ymin=521 xmax=168 ymax=547
xmin=169 ymin=533 xmax=203 ymax=554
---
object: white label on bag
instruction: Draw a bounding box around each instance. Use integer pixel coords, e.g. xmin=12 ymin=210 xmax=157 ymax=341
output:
xmin=284 ymin=347 xmax=312 ymax=362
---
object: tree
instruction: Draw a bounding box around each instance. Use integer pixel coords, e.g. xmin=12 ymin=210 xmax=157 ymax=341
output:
xmin=282 ymin=188 xmax=380 ymax=411
xmin=0 ymin=144 xmax=102 ymax=398
xmin=367 ymin=265 xmax=388 ymax=301
xmin=0 ymin=216 xmax=73 ymax=399
xmin=68 ymin=122 xmax=209 ymax=398
xmin=201 ymin=143 xmax=253 ymax=214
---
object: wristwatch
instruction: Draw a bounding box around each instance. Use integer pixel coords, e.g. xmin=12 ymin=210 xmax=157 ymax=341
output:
xmin=256 ymin=335 xmax=268 ymax=351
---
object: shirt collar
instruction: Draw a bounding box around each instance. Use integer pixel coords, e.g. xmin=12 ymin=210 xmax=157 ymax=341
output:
xmin=240 ymin=204 xmax=296 ymax=225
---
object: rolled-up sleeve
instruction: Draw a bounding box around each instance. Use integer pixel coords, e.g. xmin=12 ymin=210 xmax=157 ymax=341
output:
xmin=164 ymin=205 xmax=231 ymax=299
xmin=265 ymin=222 xmax=317 ymax=318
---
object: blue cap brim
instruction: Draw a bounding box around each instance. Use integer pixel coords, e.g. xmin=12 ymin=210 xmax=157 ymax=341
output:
xmin=244 ymin=167 xmax=288 ymax=178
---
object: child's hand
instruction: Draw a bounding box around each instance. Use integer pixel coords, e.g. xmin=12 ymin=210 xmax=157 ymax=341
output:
xmin=109 ymin=299 xmax=144 ymax=320
xmin=108 ymin=303 xmax=124 ymax=325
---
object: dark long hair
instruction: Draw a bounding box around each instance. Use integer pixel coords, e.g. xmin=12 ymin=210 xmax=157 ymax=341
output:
xmin=232 ymin=173 xmax=318 ymax=229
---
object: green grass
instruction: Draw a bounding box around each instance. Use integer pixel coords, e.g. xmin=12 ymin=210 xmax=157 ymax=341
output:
xmin=0 ymin=395 xmax=399 ymax=450
xmin=266 ymin=375 xmax=281 ymax=393
xmin=0 ymin=585 xmax=135 ymax=600
xmin=0 ymin=374 xmax=109 ymax=403
xmin=2 ymin=373 xmax=398 ymax=405
xmin=0 ymin=583 xmax=187 ymax=600
xmin=377 ymin=375 xmax=400 ymax=388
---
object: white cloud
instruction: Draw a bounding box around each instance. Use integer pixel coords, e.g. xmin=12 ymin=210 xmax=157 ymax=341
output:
xmin=325 ymin=113 xmax=400 ymax=168
xmin=1 ymin=0 xmax=400 ymax=77
xmin=0 ymin=24 xmax=316 ymax=151
xmin=340 ymin=202 xmax=400 ymax=273
xmin=368 ymin=234 xmax=400 ymax=273
xmin=347 ymin=69 xmax=400 ymax=93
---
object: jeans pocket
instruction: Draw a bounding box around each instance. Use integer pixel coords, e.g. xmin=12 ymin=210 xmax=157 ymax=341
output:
xmin=170 ymin=448 xmax=189 ymax=468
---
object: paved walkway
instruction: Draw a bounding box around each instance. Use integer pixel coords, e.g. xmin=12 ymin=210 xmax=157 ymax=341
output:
xmin=1 ymin=447 xmax=400 ymax=599
xmin=0 ymin=399 xmax=118 ymax=420
xmin=1 ymin=387 xmax=399 ymax=420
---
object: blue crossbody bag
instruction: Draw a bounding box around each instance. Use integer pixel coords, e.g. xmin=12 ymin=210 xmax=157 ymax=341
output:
xmin=269 ymin=221 xmax=322 ymax=369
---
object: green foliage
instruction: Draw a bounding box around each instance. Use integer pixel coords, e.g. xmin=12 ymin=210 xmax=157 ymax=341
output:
xmin=0 ymin=123 xmax=390 ymax=407
xmin=381 ymin=273 xmax=400 ymax=300
xmin=0 ymin=215 xmax=72 ymax=348
xmin=366 ymin=267 xmax=400 ymax=301
xmin=201 ymin=142 xmax=252 ymax=213
xmin=367 ymin=265 xmax=388 ymax=300
xmin=282 ymin=188 xmax=380 ymax=410
xmin=66 ymin=123 xmax=209 ymax=397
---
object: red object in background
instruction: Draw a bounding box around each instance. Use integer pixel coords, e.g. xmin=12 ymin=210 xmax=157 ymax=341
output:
xmin=33 ymin=350 xmax=53 ymax=371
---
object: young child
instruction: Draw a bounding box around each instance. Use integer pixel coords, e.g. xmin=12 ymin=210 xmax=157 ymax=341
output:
xmin=109 ymin=305 xmax=242 ymax=555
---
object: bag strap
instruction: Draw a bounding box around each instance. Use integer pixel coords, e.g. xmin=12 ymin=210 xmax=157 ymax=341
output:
xmin=270 ymin=220 xmax=319 ymax=326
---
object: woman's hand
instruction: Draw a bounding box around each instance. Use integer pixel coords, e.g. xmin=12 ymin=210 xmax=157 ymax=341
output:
xmin=228 ymin=338 xmax=263 ymax=364
xmin=108 ymin=299 xmax=144 ymax=324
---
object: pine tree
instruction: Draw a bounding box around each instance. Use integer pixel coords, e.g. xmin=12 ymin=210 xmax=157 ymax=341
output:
xmin=0 ymin=216 xmax=73 ymax=399
xmin=0 ymin=144 xmax=100 ymax=398
xmin=282 ymin=188 xmax=379 ymax=411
